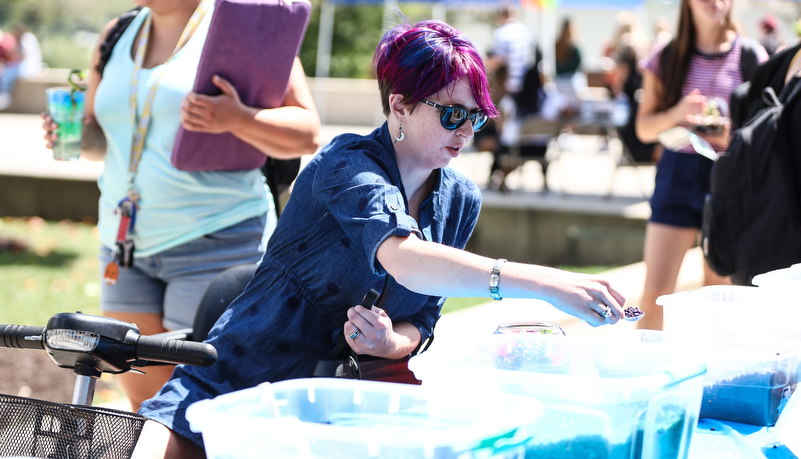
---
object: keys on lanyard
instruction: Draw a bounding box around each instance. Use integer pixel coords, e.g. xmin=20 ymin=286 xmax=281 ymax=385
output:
xmin=103 ymin=194 xmax=138 ymax=285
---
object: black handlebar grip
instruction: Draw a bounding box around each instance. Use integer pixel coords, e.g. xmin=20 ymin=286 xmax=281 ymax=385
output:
xmin=136 ymin=335 xmax=217 ymax=367
xmin=0 ymin=324 xmax=46 ymax=350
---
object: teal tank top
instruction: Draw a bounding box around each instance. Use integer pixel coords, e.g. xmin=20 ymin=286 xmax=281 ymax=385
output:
xmin=94 ymin=6 xmax=273 ymax=257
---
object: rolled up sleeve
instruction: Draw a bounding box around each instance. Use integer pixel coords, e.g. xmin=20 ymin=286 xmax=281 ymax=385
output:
xmin=312 ymin=139 xmax=421 ymax=276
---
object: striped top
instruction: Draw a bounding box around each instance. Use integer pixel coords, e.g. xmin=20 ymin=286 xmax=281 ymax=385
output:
xmin=640 ymin=36 xmax=767 ymax=153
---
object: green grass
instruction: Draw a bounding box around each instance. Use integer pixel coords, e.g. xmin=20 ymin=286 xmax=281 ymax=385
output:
xmin=0 ymin=217 xmax=101 ymax=326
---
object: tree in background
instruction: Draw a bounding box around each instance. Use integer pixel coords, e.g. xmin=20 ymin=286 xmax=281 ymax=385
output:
xmin=0 ymin=0 xmax=131 ymax=69
xmin=1 ymin=0 xmax=433 ymax=79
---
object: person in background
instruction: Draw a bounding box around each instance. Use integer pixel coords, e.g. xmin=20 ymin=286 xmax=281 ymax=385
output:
xmin=603 ymin=12 xmax=659 ymax=163
xmin=131 ymin=18 xmax=627 ymax=458
xmin=41 ymin=0 xmax=320 ymax=410
xmin=486 ymin=6 xmax=533 ymax=102
xmin=734 ymin=40 xmax=801 ymax=128
xmin=12 ymin=24 xmax=43 ymax=80
xmin=0 ymin=24 xmax=42 ymax=112
xmin=653 ymin=16 xmax=673 ymax=47
xmin=635 ymin=0 xmax=768 ymax=330
xmin=758 ymin=14 xmax=785 ymax=56
xmin=554 ymin=17 xmax=585 ymax=116
xmin=793 ymin=17 xmax=801 ymax=43
xmin=479 ymin=6 xmax=537 ymax=190
xmin=0 ymin=28 xmax=20 ymax=111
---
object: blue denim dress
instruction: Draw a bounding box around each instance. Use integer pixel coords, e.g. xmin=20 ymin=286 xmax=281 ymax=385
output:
xmin=139 ymin=123 xmax=482 ymax=444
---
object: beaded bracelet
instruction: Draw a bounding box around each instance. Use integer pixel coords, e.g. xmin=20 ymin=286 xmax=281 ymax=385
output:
xmin=489 ymin=258 xmax=507 ymax=301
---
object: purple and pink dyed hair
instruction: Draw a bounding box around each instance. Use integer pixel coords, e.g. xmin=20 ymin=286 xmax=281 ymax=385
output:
xmin=373 ymin=20 xmax=499 ymax=119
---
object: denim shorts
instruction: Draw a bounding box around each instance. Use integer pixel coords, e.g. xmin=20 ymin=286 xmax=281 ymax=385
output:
xmin=649 ymin=149 xmax=714 ymax=229
xmin=99 ymin=214 xmax=267 ymax=330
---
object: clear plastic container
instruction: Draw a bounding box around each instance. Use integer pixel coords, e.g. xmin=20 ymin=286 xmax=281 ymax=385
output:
xmin=689 ymin=419 xmax=765 ymax=459
xmin=603 ymin=330 xmax=801 ymax=427
xmin=657 ymin=285 xmax=801 ymax=341
xmin=186 ymin=377 xmax=543 ymax=459
xmin=408 ymin=333 xmax=707 ymax=459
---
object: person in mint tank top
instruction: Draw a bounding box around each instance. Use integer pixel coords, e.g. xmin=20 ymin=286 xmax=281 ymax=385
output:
xmin=40 ymin=0 xmax=321 ymax=411
xmin=133 ymin=18 xmax=628 ymax=458
xmin=634 ymin=0 xmax=767 ymax=330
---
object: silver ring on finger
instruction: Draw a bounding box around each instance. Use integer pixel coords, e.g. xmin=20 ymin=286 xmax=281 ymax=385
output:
xmin=598 ymin=305 xmax=611 ymax=319
xmin=349 ymin=328 xmax=361 ymax=340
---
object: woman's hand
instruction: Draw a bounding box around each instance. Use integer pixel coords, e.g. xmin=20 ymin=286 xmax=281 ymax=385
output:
xmin=41 ymin=112 xmax=58 ymax=150
xmin=180 ymin=75 xmax=249 ymax=134
xmin=41 ymin=112 xmax=107 ymax=161
xmin=344 ymin=304 xmax=396 ymax=357
xmin=673 ymin=89 xmax=707 ymax=124
xmin=176 ymin=58 xmax=319 ymax=157
xmin=536 ymin=269 xmax=627 ymax=328
xmin=698 ymin=119 xmax=731 ymax=149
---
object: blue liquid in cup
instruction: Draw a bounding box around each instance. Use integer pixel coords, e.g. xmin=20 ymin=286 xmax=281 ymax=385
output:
xmin=46 ymin=87 xmax=85 ymax=161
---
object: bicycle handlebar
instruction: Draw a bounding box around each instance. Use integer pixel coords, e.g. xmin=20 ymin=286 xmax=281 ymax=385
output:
xmin=0 ymin=324 xmax=45 ymax=350
xmin=0 ymin=313 xmax=217 ymax=375
xmin=137 ymin=335 xmax=217 ymax=367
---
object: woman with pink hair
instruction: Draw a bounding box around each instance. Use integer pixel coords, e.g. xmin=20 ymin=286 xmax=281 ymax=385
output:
xmin=133 ymin=18 xmax=626 ymax=457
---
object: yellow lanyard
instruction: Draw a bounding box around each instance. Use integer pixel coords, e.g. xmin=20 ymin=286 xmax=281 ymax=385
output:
xmin=127 ymin=0 xmax=211 ymax=197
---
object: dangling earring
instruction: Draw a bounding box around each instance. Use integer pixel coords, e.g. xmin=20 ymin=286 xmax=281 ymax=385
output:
xmin=394 ymin=124 xmax=405 ymax=144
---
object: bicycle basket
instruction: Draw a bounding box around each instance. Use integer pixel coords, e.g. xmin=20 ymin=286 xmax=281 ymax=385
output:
xmin=0 ymin=394 xmax=146 ymax=459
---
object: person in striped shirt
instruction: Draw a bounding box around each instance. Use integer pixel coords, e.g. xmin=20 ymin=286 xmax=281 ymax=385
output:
xmin=633 ymin=0 xmax=767 ymax=330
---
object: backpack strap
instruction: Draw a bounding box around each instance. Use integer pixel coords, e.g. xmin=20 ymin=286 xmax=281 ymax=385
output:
xmin=739 ymin=37 xmax=761 ymax=82
xmin=96 ymin=7 xmax=143 ymax=77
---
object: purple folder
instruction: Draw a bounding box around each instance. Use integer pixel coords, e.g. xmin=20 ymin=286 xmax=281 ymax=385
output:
xmin=171 ymin=0 xmax=311 ymax=171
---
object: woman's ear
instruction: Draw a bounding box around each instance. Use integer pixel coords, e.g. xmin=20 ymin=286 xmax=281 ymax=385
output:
xmin=388 ymin=94 xmax=408 ymax=120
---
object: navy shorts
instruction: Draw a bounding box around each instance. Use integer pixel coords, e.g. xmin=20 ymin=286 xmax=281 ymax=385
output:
xmin=649 ymin=149 xmax=714 ymax=229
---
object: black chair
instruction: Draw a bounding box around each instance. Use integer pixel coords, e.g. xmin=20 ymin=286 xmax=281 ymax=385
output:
xmin=157 ymin=264 xmax=258 ymax=343
xmin=191 ymin=264 xmax=258 ymax=342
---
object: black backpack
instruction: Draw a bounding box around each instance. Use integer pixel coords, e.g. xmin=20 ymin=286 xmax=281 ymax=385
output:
xmin=702 ymin=80 xmax=801 ymax=285
xmin=97 ymin=7 xmax=300 ymax=218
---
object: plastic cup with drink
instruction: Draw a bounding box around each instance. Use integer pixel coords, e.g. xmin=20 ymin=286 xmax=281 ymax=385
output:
xmin=45 ymin=70 xmax=86 ymax=161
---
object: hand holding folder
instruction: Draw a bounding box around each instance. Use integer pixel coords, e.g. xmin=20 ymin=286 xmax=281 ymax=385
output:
xmin=172 ymin=0 xmax=312 ymax=172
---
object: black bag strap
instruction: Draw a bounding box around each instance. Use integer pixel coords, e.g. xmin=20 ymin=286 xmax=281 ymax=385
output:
xmin=739 ymin=37 xmax=761 ymax=83
xmin=329 ymin=283 xmax=386 ymax=359
xmin=313 ymin=286 xmax=384 ymax=379
xmin=96 ymin=7 xmax=143 ymax=77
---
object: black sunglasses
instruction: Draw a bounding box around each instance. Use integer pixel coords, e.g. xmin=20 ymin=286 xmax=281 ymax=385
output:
xmin=421 ymin=99 xmax=488 ymax=132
